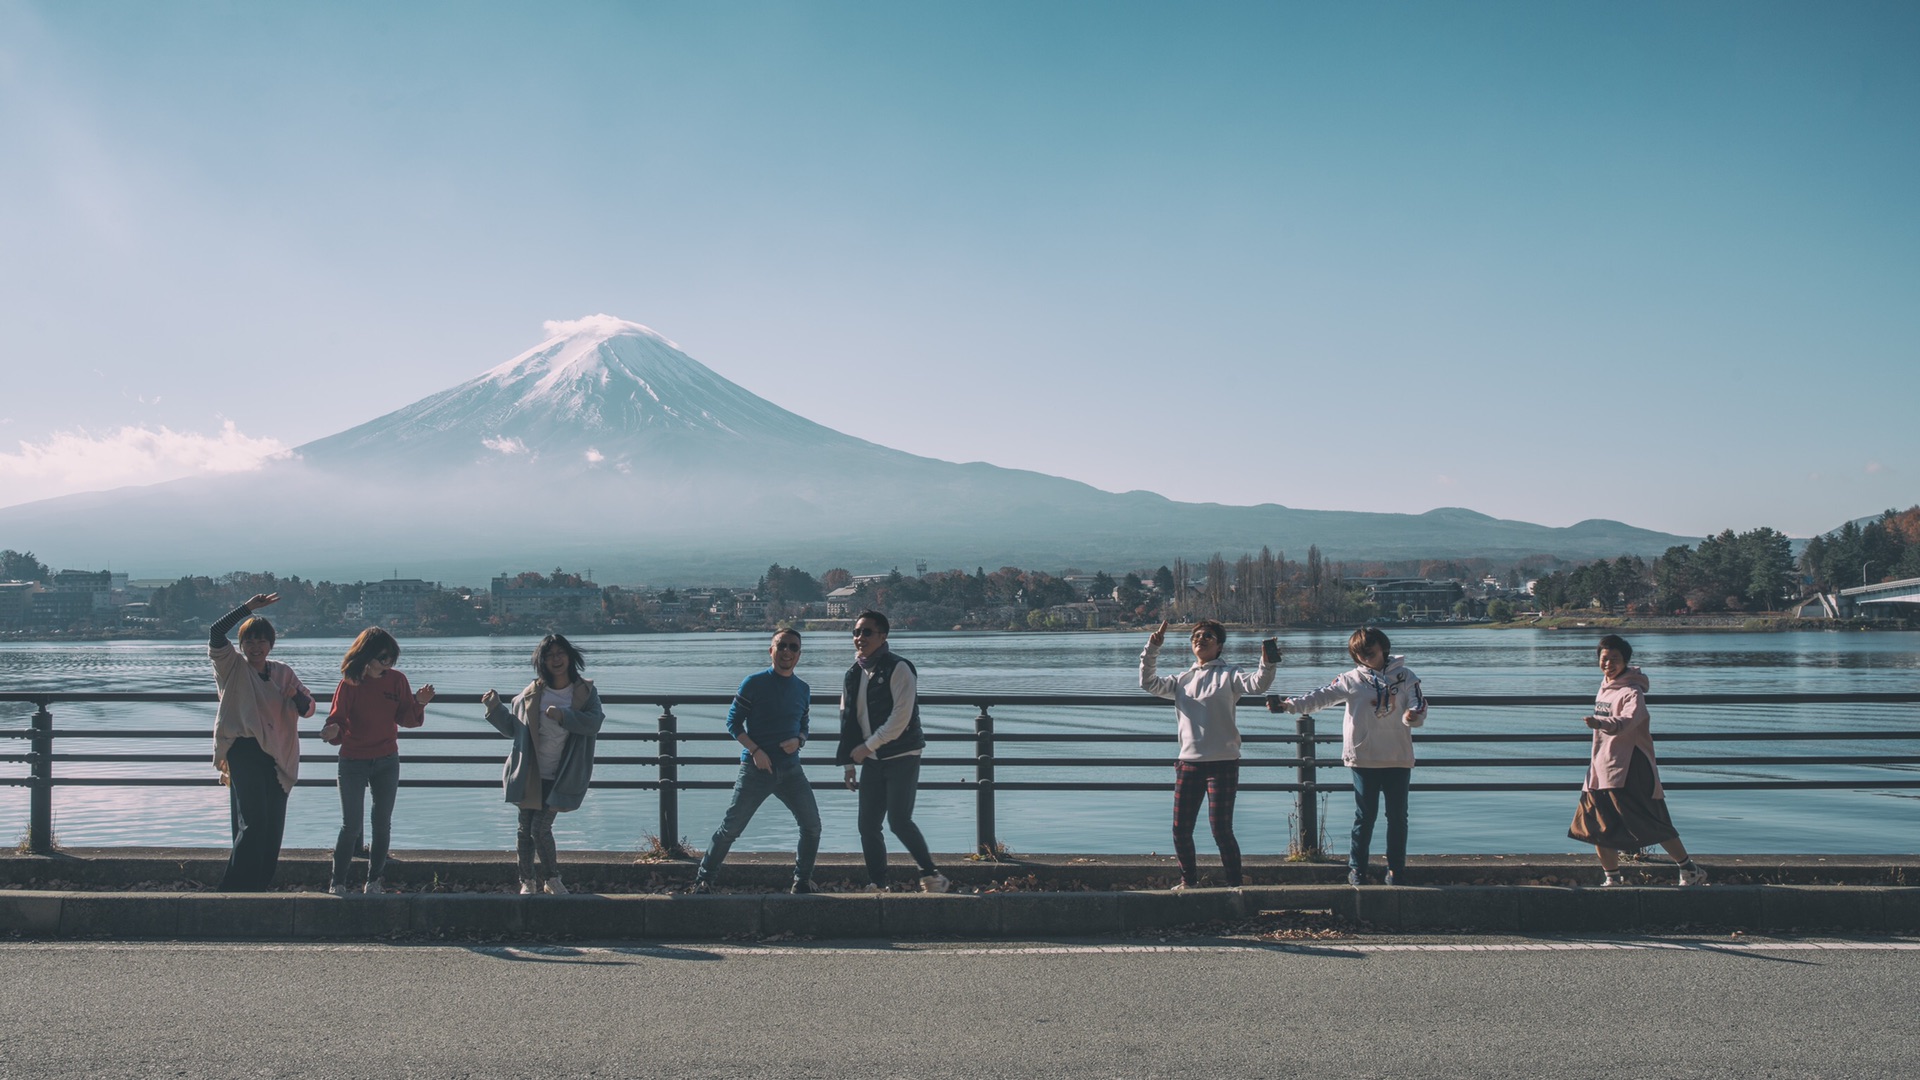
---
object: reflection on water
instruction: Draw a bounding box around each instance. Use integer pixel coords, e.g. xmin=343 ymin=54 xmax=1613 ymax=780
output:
xmin=2 ymin=628 xmax=1916 ymax=854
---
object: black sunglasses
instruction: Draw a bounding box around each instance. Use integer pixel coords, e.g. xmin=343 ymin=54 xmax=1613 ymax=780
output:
xmin=852 ymin=628 xmax=883 ymax=638
xmin=774 ymin=642 xmax=801 ymax=652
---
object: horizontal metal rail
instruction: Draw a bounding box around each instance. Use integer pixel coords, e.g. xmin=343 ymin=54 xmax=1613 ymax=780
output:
xmin=1 ymin=690 xmax=1915 ymax=856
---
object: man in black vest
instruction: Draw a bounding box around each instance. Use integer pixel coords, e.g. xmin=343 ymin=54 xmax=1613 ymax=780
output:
xmin=837 ymin=610 xmax=949 ymax=892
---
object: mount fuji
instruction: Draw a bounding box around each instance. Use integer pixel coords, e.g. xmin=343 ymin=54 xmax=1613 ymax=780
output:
xmin=0 ymin=316 xmax=1693 ymax=581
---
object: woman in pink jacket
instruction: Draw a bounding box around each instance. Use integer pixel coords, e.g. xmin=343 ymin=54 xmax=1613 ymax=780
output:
xmin=1569 ymin=635 xmax=1706 ymax=887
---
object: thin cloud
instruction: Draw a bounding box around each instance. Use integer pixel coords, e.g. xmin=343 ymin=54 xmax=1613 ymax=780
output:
xmin=482 ymin=435 xmax=529 ymax=455
xmin=0 ymin=422 xmax=289 ymax=508
xmin=1866 ymin=461 xmax=1886 ymax=474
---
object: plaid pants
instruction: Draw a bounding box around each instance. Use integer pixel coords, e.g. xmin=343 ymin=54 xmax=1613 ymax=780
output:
xmin=1172 ymin=760 xmax=1241 ymax=886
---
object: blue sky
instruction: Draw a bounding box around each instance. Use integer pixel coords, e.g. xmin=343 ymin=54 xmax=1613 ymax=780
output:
xmin=2 ymin=1 xmax=1914 ymax=538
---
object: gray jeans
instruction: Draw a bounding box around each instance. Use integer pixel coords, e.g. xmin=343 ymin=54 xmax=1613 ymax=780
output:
xmin=517 ymin=807 xmax=560 ymax=881
xmin=332 ymin=753 xmax=400 ymax=887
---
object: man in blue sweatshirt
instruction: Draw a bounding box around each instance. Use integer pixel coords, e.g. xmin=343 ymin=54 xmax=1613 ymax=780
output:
xmin=692 ymin=628 xmax=822 ymax=893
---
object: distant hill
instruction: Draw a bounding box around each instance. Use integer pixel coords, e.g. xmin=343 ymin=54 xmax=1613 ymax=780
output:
xmin=0 ymin=316 xmax=1696 ymax=582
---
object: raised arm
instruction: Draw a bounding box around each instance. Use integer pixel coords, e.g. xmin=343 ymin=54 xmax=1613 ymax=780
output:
xmin=480 ymin=690 xmax=517 ymax=738
xmin=1139 ymin=622 xmax=1177 ymax=699
xmin=1232 ymin=644 xmax=1278 ymax=696
xmin=209 ymin=593 xmax=279 ymax=649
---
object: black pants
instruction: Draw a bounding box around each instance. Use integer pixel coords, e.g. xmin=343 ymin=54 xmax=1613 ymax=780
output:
xmin=857 ymin=756 xmax=937 ymax=885
xmin=220 ymin=737 xmax=288 ymax=892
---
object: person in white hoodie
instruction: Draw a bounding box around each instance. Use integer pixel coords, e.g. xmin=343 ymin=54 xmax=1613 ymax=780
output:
xmin=1139 ymin=619 xmax=1279 ymax=889
xmin=1269 ymin=627 xmax=1426 ymax=886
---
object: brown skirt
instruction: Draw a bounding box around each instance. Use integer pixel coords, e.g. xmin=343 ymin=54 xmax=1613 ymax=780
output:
xmin=1568 ymin=749 xmax=1678 ymax=850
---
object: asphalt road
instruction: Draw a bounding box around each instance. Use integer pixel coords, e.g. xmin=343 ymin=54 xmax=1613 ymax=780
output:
xmin=2 ymin=935 xmax=1914 ymax=1078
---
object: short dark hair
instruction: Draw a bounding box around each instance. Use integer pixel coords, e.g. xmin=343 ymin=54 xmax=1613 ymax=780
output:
xmin=1190 ymin=620 xmax=1226 ymax=644
xmin=1597 ymin=634 xmax=1633 ymax=662
xmin=237 ymin=616 xmax=275 ymax=645
xmin=772 ymin=627 xmax=802 ymax=646
xmin=1348 ymin=627 xmax=1391 ymax=664
xmin=855 ymin=610 xmax=890 ymax=635
xmin=341 ymin=626 xmax=399 ymax=680
xmin=535 ymin=633 xmax=586 ymax=688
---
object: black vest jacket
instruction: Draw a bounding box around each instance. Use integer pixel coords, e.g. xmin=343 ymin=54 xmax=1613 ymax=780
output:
xmin=837 ymin=651 xmax=925 ymax=763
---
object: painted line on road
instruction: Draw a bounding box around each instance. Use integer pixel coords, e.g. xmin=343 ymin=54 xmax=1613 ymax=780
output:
xmin=4 ymin=938 xmax=1919 ymax=958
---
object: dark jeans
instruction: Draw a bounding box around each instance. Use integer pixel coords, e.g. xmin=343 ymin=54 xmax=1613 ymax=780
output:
xmin=332 ymin=753 xmax=400 ymax=887
xmin=698 ymin=756 xmax=822 ymax=885
xmin=517 ymin=807 xmax=559 ymax=881
xmin=1172 ymin=760 xmax=1241 ymax=886
xmin=219 ymin=737 xmax=287 ymax=892
xmin=857 ymin=755 xmax=937 ymax=885
xmin=1350 ymin=766 xmax=1412 ymax=873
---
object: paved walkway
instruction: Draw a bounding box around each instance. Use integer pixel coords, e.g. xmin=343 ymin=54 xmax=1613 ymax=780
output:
xmin=3 ymin=935 xmax=1913 ymax=1078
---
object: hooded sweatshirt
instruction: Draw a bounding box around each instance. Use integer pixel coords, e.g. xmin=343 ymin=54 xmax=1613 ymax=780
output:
xmin=1283 ymin=656 xmax=1426 ymax=769
xmin=1139 ymin=643 xmax=1277 ymax=762
xmin=1585 ymin=666 xmax=1664 ymax=796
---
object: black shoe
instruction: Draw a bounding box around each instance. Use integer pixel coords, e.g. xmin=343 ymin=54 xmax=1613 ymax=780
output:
xmin=688 ymin=878 xmax=712 ymax=894
xmin=790 ymin=880 xmax=818 ymax=895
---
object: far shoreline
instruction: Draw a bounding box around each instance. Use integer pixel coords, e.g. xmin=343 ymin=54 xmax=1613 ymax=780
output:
xmin=1 ymin=617 xmax=1910 ymax=645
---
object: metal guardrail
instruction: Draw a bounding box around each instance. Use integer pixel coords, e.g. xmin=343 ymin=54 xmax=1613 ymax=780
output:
xmin=3 ymin=691 xmax=1918 ymax=857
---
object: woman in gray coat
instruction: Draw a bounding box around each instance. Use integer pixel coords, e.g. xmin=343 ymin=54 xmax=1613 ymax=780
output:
xmin=481 ymin=634 xmax=604 ymax=895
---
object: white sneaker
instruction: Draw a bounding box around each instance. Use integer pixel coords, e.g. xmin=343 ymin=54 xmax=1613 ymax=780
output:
xmin=1678 ymin=862 xmax=1708 ymax=887
xmin=920 ymin=872 xmax=950 ymax=894
xmin=519 ymin=879 xmax=538 ymax=895
xmin=362 ymin=879 xmax=387 ymax=895
xmin=544 ymin=877 xmax=568 ymax=895
xmin=1601 ymin=872 xmax=1628 ymax=887
xmin=328 ymin=883 xmax=350 ymax=897
xmin=862 ymin=882 xmax=885 ymax=893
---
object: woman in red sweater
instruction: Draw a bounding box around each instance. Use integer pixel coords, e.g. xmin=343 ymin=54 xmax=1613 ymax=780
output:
xmin=322 ymin=627 xmax=434 ymax=894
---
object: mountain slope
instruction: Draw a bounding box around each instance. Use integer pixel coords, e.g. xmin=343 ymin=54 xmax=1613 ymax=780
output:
xmin=0 ymin=316 xmax=1698 ymax=580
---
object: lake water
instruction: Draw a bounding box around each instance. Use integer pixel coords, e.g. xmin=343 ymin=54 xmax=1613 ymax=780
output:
xmin=2 ymin=628 xmax=1916 ymax=856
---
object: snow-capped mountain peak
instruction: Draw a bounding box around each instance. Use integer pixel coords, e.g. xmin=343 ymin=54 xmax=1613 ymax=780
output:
xmin=295 ymin=315 xmax=869 ymax=467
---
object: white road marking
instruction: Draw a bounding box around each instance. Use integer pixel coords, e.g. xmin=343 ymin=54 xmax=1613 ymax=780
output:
xmin=3 ymin=938 xmax=1918 ymax=957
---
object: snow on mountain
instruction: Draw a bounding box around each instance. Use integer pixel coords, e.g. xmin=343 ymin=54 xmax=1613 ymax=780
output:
xmin=296 ymin=314 xmax=874 ymax=469
xmin=0 ymin=315 xmax=1701 ymax=580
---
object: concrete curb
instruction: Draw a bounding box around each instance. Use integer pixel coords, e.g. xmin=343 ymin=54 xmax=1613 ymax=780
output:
xmin=5 ymin=885 xmax=1918 ymax=941
xmin=6 ymin=850 xmax=1916 ymax=892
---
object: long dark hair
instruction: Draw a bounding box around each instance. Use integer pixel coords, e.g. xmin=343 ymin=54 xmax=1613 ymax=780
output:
xmin=341 ymin=627 xmax=399 ymax=681
xmin=535 ymin=633 xmax=586 ymax=688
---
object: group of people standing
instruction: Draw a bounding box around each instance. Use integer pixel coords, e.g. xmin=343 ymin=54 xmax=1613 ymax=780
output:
xmin=206 ymin=598 xmax=1705 ymax=894
xmin=1142 ymin=621 xmax=1705 ymax=889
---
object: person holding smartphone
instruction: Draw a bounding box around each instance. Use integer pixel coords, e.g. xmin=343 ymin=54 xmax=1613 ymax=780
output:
xmin=1139 ymin=619 xmax=1279 ymax=890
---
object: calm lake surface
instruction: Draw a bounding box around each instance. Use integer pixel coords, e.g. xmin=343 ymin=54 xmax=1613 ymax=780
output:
xmin=3 ymin=629 xmax=1916 ymax=855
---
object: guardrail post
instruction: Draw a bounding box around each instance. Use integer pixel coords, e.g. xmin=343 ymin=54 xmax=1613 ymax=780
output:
xmin=656 ymin=703 xmax=687 ymax=857
xmin=974 ymin=703 xmax=997 ymax=856
xmin=1293 ymin=712 xmax=1319 ymax=858
xmin=29 ymin=698 xmax=54 ymax=854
